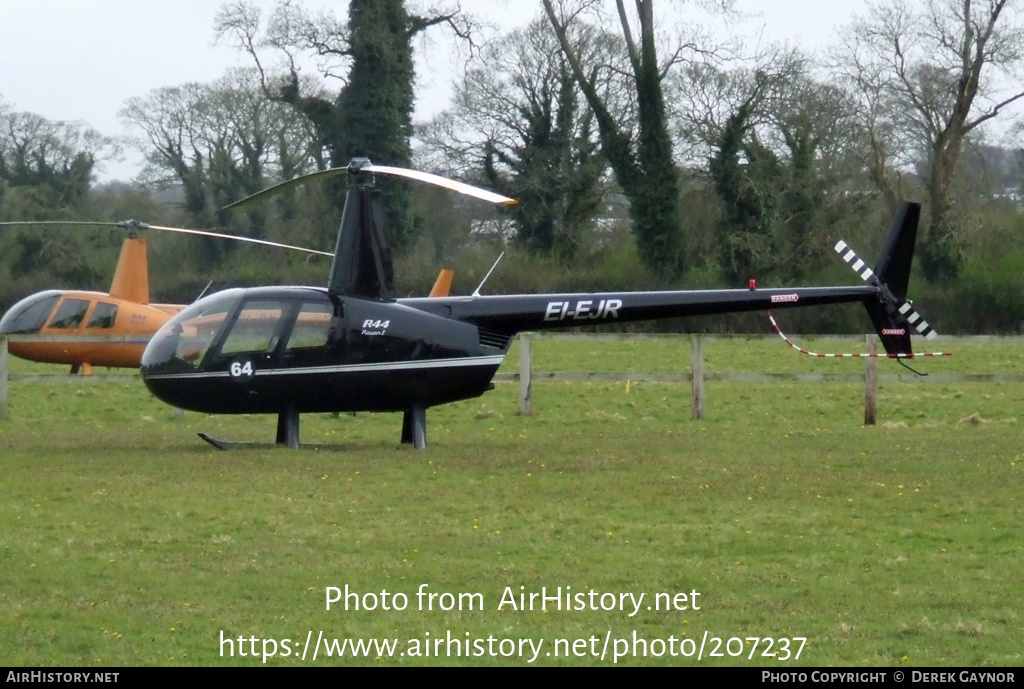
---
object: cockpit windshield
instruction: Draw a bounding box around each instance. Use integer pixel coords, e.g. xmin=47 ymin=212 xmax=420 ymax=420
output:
xmin=141 ymin=290 xmax=242 ymax=373
xmin=0 ymin=292 xmax=61 ymax=334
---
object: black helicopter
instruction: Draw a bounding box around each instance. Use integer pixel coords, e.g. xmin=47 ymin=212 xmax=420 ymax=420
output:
xmin=140 ymin=159 xmax=937 ymax=449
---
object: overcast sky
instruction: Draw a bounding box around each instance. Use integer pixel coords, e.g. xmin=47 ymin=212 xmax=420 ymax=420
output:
xmin=0 ymin=0 xmax=868 ymax=182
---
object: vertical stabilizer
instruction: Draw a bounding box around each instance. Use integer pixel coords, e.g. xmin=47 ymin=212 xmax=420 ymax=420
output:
xmin=108 ymin=237 xmax=150 ymax=304
xmin=428 ymin=269 xmax=454 ymax=298
xmin=872 ymin=201 xmax=920 ymax=302
xmin=834 ymin=202 xmax=938 ymax=357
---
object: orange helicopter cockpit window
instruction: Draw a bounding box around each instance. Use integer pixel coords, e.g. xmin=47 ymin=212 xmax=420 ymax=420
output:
xmin=46 ymin=298 xmax=91 ymax=329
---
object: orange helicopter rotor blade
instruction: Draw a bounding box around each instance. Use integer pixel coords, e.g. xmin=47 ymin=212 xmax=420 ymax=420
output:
xmin=0 ymin=220 xmax=332 ymax=257
xmin=143 ymin=225 xmax=332 ymax=257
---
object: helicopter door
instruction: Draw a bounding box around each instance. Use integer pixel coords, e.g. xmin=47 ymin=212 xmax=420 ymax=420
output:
xmin=85 ymin=301 xmax=119 ymax=329
xmin=44 ymin=298 xmax=91 ymax=330
xmin=210 ymin=300 xmax=294 ymax=377
xmin=279 ymin=302 xmax=335 ymax=369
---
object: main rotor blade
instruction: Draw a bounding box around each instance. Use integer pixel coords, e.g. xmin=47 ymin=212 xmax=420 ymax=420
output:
xmin=362 ymin=165 xmax=517 ymax=205
xmin=0 ymin=220 xmax=122 ymax=229
xmin=0 ymin=219 xmax=332 ymax=257
xmin=224 ymin=168 xmax=350 ymax=211
xmin=224 ymin=162 xmax=517 ymax=210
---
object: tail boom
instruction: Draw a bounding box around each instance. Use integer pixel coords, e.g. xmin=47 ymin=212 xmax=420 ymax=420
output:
xmin=406 ymin=285 xmax=878 ymax=336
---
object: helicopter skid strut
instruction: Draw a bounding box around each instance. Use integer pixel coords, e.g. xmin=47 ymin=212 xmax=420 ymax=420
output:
xmin=276 ymin=406 xmax=300 ymax=448
xmin=401 ymin=404 xmax=428 ymax=450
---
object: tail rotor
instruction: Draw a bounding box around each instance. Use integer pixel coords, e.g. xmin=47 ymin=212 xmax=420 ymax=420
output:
xmin=832 ymin=202 xmax=941 ymax=357
xmin=834 ymin=237 xmax=937 ymax=341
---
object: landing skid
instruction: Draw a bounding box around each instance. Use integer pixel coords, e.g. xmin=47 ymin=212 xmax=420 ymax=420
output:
xmin=196 ymin=432 xmax=335 ymax=451
xmin=198 ymin=405 xmax=429 ymax=450
xmin=198 ymin=432 xmax=260 ymax=451
xmin=198 ymin=406 xmax=303 ymax=451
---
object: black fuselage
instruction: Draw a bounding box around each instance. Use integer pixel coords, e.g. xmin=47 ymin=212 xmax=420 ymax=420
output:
xmin=140 ymin=283 xmax=878 ymax=415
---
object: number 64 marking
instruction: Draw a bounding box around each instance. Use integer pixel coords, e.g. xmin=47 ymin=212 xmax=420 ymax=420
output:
xmin=229 ymin=359 xmax=254 ymax=380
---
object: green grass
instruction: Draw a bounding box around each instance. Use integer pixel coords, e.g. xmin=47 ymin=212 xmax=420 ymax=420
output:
xmin=1 ymin=337 xmax=1022 ymax=666
xmin=501 ymin=332 xmax=1024 ymax=376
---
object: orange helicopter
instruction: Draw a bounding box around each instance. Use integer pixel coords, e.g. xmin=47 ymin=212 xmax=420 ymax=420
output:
xmin=0 ymin=220 xmax=375 ymax=373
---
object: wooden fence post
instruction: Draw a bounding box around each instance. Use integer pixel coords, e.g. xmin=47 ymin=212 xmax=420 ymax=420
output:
xmin=864 ymin=334 xmax=878 ymax=425
xmin=519 ymin=332 xmax=533 ymax=416
xmin=0 ymin=335 xmax=8 ymax=421
xmin=691 ymin=333 xmax=704 ymax=420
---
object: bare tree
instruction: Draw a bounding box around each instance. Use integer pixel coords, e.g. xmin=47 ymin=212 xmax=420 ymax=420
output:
xmin=120 ymin=69 xmax=320 ymax=233
xmin=0 ymin=106 xmax=115 ymax=218
xmin=419 ymin=18 xmax=619 ymax=258
xmin=834 ymin=0 xmax=1024 ymax=280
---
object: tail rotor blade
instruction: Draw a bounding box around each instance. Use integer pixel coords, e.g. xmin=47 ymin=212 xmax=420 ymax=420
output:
xmin=834 ymin=240 xmax=876 ymax=283
xmin=897 ymin=300 xmax=937 ymax=340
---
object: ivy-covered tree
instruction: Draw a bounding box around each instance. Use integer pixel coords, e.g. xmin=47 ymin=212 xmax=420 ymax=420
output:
xmin=676 ymin=50 xmax=872 ymax=285
xmin=120 ymin=69 xmax=323 ymax=266
xmin=542 ymin=0 xmax=720 ymax=279
xmin=0 ymin=101 xmax=119 ymax=292
xmin=709 ymin=99 xmax=780 ymax=285
xmin=216 ymin=0 xmax=473 ymax=253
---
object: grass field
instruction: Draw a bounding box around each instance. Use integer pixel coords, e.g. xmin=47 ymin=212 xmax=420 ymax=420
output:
xmin=1 ymin=335 xmax=1021 ymax=666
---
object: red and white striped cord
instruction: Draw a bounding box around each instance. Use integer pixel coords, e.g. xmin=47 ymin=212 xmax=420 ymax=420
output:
xmin=766 ymin=312 xmax=952 ymax=358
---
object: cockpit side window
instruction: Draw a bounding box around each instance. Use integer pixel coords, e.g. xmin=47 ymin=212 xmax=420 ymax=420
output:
xmin=46 ymin=298 xmax=91 ymax=330
xmin=285 ymin=302 xmax=332 ymax=350
xmin=86 ymin=302 xmax=119 ymax=329
xmin=279 ymin=302 xmax=334 ymax=368
xmin=218 ymin=301 xmax=288 ymax=357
